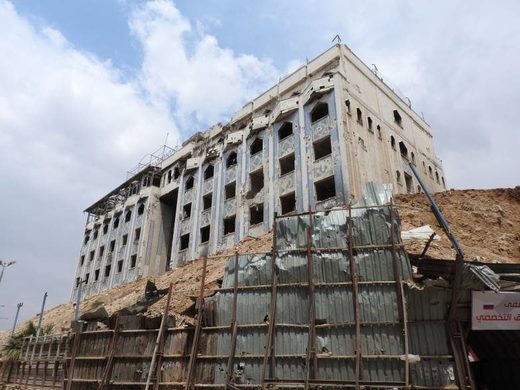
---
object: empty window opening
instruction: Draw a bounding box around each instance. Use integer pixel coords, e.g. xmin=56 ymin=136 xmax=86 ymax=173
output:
xmin=94 ymin=269 xmax=100 ymax=281
xmin=345 ymin=99 xmax=351 ymax=114
xmin=76 ymin=277 xmax=80 ymax=287
xmin=183 ymin=203 xmax=192 ymax=219
xmin=396 ymin=170 xmax=401 ymax=184
xmin=411 ymin=152 xmax=415 ymax=164
xmin=110 ymin=240 xmax=115 ymax=252
xmin=279 ymin=154 xmax=295 ymax=176
xmin=280 ymin=192 xmax=296 ymax=215
xmin=203 ymin=193 xmax=213 ymax=210
xmin=368 ymin=117 xmax=373 ymax=131
xmin=250 ymin=204 xmax=264 ymax=225
xmin=356 ymin=108 xmax=363 ymax=124
xmin=404 ymin=172 xmax=413 ymax=194
xmin=224 ymin=215 xmax=236 ymax=235
xmin=134 ymin=228 xmax=141 ymax=241
xmin=180 ymin=234 xmax=190 ymax=250
xmin=138 ymin=203 xmax=145 ymax=215
xmin=200 ymin=226 xmax=210 ymax=243
xmin=185 ymin=176 xmax=194 ymax=190
xmin=117 ymin=260 xmax=123 ymax=273
xmin=313 ymin=136 xmax=332 ymax=160
xmin=399 ymin=142 xmax=408 ymax=158
xmin=84 ymin=234 xmax=89 ymax=245
xmin=393 ymin=110 xmax=402 ymax=126
xmin=204 ymin=164 xmax=214 ymax=180
xmin=80 ymin=255 xmax=85 ymax=266
xmin=99 ymin=246 xmax=105 ymax=258
xmin=422 ymin=161 xmax=426 ymax=172
xmin=113 ymin=217 xmax=119 ymax=229
xmin=167 ymin=170 xmax=172 ymax=183
xmin=174 ymin=167 xmax=181 ymax=179
xmin=122 ymin=234 xmax=128 ymax=246
xmin=225 ymin=182 xmax=236 ymax=200
xmin=435 ymin=171 xmax=440 ymax=183
xmin=315 ymin=176 xmax=336 ymax=201
xmin=311 ymin=102 xmax=329 ymax=123
xmin=391 ymin=136 xmax=396 ymax=149
xmin=93 ymin=230 xmax=98 ymax=240
xmin=442 ymin=176 xmax=446 ymax=188
xmin=377 ymin=125 xmax=382 ymax=139
xmin=227 ymin=151 xmax=238 ymax=168
xmin=103 ymin=224 xmax=109 ymax=235
xmin=125 ymin=210 xmax=132 ymax=222
xmin=429 ymin=166 xmax=433 ymax=177
xmin=85 ymin=273 xmax=90 ymax=283
xmin=130 ymin=255 xmax=137 ymax=268
xmin=89 ymin=251 xmax=95 ymax=262
xmin=250 ymin=138 xmax=263 ymax=155
xmin=249 ymin=169 xmax=264 ymax=196
xmin=104 ymin=265 xmax=111 ymax=278
xmin=278 ymin=122 xmax=293 ymax=140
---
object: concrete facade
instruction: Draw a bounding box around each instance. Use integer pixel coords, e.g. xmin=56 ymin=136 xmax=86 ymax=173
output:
xmin=72 ymin=44 xmax=446 ymax=298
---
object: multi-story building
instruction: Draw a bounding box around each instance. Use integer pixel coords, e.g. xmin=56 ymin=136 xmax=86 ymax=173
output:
xmin=72 ymin=44 xmax=446 ymax=298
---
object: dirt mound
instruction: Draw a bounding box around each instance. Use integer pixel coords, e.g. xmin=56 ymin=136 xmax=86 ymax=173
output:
xmin=0 ymin=233 xmax=273 ymax=350
xmin=396 ymin=187 xmax=520 ymax=263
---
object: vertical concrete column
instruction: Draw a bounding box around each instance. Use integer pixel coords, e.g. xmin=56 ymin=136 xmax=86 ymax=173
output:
xmin=332 ymin=74 xmax=352 ymax=203
xmin=210 ymin=158 xmax=224 ymax=254
xmin=169 ymin=175 xmax=185 ymax=268
xmin=189 ymin=168 xmax=203 ymax=260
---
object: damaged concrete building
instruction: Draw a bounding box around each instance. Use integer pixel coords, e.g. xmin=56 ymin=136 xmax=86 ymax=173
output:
xmin=73 ymin=44 xmax=446 ymax=298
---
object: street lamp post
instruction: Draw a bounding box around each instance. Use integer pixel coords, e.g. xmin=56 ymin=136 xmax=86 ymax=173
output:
xmin=11 ymin=302 xmax=23 ymax=335
xmin=0 ymin=259 xmax=16 ymax=284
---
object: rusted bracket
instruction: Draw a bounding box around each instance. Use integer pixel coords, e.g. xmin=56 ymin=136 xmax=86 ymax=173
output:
xmin=260 ymin=214 xmax=279 ymax=388
xmin=419 ymin=232 xmax=437 ymax=258
xmin=98 ymin=316 xmax=121 ymax=390
xmin=184 ymin=257 xmax=208 ymax=390
xmin=304 ymin=211 xmax=318 ymax=390
xmin=348 ymin=203 xmax=362 ymax=390
xmin=225 ymin=253 xmax=240 ymax=388
xmin=389 ymin=201 xmax=410 ymax=387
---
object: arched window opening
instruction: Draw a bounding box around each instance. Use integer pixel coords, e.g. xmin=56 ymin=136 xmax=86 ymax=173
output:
xmin=185 ymin=176 xmax=194 ymax=190
xmin=367 ymin=117 xmax=373 ymax=130
xmin=345 ymin=99 xmax=351 ymax=114
xmin=204 ymin=164 xmax=214 ymax=180
xmin=377 ymin=125 xmax=382 ymax=139
xmin=167 ymin=170 xmax=172 ymax=184
xmin=173 ymin=167 xmax=181 ymax=179
xmin=390 ymin=136 xmax=396 ymax=149
xmin=428 ymin=166 xmax=433 ymax=177
xmin=227 ymin=151 xmax=238 ymax=168
xmin=125 ymin=210 xmax=132 ymax=223
xmin=396 ymin=170 xmax=401 ymax=183
xmin=138 ymin=203 xmax=145 ymax=215
xmin=356 ymin=108 xmax=363 ymax=124
xmin=311 ymin=102 xmax=329 ymax=123
xmin=399 ymin=141 xmax=408 ymax=158
xmin=250 ymin=138 xmax=263 ymax=155
xmin=278 ymin=122 xmax=293 ymax=140
xmin=113 ymin=217 xmax=119 ymax=229
xmin=393 ymin=110 xmax=402 ymax=126
xmin=442 ymin=176 xmax=446 ymax=188
xmin=435 ymin=171 xmax=440 ymax=183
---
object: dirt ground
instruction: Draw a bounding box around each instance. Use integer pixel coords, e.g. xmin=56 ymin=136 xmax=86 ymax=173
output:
xmin=1 ymin=187 xmax=518 ymax=349
xmin=396 ymin=187 xmax=520 ymax=263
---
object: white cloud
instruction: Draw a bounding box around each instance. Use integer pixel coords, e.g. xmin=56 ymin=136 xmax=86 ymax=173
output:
xmin=129 ymin=0 xmax=279 ymax=127
xmin=0 ymin=0 xmax=282 ymax=328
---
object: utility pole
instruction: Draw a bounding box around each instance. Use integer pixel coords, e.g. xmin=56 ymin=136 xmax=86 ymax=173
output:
xmin=11 ymin=302 xmax=23 ymax=335
xmin=0 ymin=259 xmax=16 ymax=284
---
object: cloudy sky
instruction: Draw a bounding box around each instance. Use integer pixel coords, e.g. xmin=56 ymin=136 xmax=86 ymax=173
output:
xmin=0 ymin=0 xmax=519 ymax=329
